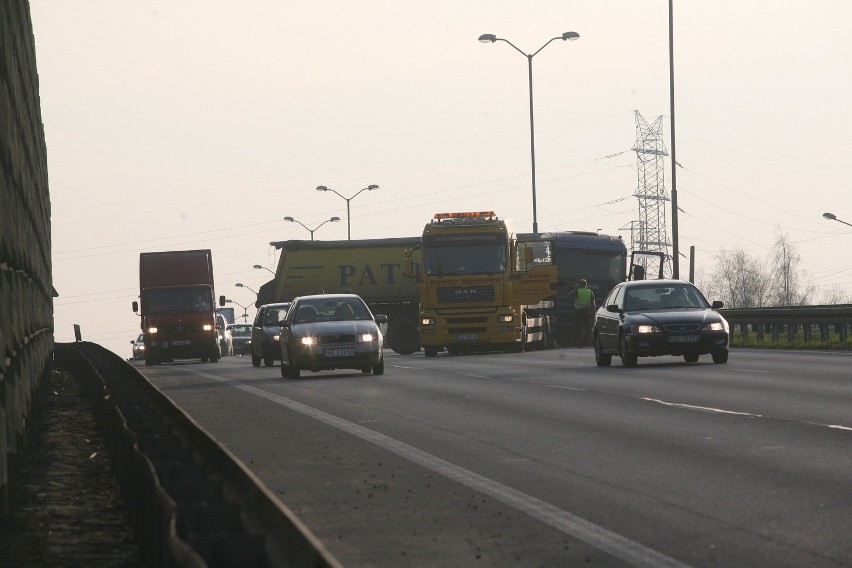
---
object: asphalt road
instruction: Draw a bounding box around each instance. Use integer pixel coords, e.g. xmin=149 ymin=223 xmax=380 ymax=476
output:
xmin=138 ymin=348 xmax=852 ymax=568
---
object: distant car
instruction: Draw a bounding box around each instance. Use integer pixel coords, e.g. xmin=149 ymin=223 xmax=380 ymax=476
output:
xmin=215 ymin=313 xmax=233 ymax=357
xmin=592 ymin=279 xmax=729 ymax=367
xmin=252 ymin=302 xmax=290 ymax=367
xmin=228 ymin=323 xmax=252 ymax=355
xmin=131 ymin=333 xmax=145 ymax=360
xmin=279 ymin=294 xmax=387 ymax=379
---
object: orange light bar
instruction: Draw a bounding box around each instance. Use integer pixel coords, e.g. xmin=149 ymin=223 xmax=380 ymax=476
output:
xmin=434 ymin=211 xmax=497 ymax=220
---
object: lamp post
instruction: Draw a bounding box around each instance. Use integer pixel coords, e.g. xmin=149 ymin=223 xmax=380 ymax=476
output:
xmin=253 ymin=264 xmax=275 ymax=275
xmin=823 ymin=212 xmax=852 ymax=228
xmin=479 ymin=31 xmax=580 ymax=234
xmin=225 ymin=299 xmax=250 ymax=322
xmin=316 ymin=184 xmax=379 ymax=240
xmin=283 ymin=216 xmax=340 ymax=240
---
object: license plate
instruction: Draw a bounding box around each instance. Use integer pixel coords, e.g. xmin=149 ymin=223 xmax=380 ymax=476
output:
xmin=668 ymin=335 xmax=699 ymax=343
xmin=324 ymin=348 xmax=355 ymax=357
xmin=171 ymin=340 xmax=191 ymax=346
xmin=457 ymin=333 xmax=479 ymax=341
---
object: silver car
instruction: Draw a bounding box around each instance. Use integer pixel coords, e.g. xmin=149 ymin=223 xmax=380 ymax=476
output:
xmin=279 ymin=294 xmax=387 ymax=379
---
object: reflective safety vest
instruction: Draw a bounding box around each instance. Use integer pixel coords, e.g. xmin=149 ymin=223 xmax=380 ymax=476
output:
xmin=575 ymin=287 xmax=593 ymax=310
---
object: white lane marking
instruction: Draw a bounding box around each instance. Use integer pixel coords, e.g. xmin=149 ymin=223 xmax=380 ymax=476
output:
xmin=465 ymin=374 xmax=492 ymax=379
xmin=641 ymin=398 xmax=762 ymax=418
xmin=642 ymin=398 xmax=852 ymax=431
xmin=729 ymin=369 xmax=771 ymax=373
xmin=183 ymin=368 xmax=693 ymax=568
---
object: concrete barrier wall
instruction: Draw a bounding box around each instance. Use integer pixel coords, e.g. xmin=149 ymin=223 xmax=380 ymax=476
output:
xmin=0 ymin=0 xmax=54 ymax=503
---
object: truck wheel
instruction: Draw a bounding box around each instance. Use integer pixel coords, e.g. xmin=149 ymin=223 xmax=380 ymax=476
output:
xmin=251 ymin=349 xmax=261 ymax=367
xmin=264 ymin=358 xmax=274 ymax=367
xmin=387 ymin=319 xmax=420 ymax=355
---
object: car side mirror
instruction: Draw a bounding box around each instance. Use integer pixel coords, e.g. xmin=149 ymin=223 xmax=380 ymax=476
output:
xmin=606 ymin=304 xmax=621 ymax=313
xmin=374 ymin=314 xmax=389 ymax=324
xmin=712 ymin=300 xmax=724 ymax=310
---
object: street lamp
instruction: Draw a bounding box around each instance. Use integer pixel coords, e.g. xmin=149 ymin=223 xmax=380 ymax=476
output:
xmin=823 ymin=212 xmax=852 ymax=228
xmin=283 ymin=216 xmax=340 ymax=240
xmin=479 ymin=31 xmax=580 ymax=234
xmin=225 ymin=299 xmax=251 ymax=322
xmin=316 ymin=184 xmax=379 ymax=240
xmin=253 ymin=264 xmax=275 ymax=275
xmin=234 ymin=282 xmax=257 ymax=295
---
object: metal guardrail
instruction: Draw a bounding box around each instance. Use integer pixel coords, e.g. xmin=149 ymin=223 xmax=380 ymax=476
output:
xmin=54 ymin=342 xmax=343 ymax=568
xmin=719 ymin=305 xmax=852 ymax=343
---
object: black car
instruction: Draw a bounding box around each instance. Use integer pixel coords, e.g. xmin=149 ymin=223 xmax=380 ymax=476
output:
xmin=251 ymin=303 xmax=290 ymax=367
xmin=593 ymin=279 xmax=729 ymax=367
xmin=279 ymin=294 xmax=387 ymax=379
xmin=228 ymin=323 xmax=252 ymax=355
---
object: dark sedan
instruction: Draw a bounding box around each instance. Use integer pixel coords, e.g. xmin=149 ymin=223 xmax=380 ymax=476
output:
xmin=279 ymin=294 xmax=387 ymax=379
xmin=593 ymin=279 xmax=729 ymax=367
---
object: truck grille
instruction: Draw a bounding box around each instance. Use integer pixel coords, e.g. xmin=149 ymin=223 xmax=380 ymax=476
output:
xmin=436 ymin=285 xmax=495 ymax=303
xmin=447 ymin=317 xmax=488 ymax=324
xmin=158 ymin=323 xmax=207 ymax=333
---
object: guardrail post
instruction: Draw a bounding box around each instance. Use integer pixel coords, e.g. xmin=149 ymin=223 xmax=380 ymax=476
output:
xmin=787 ymin=324 xmax=797 ymax=343
xmin=771 ymin=324 xmax=780 ymax=342
xmin=838 ymin=323 xmax=848 ymax=343
xmin=803 ymin=325 xmax=812 ymax=343
xmin=820 ymin=324 xmax=829 ymax=341
xmin=756 ymin=324 xmax=765 ymax=341
xmin=739 ymin=323 xmax=749 ymax=340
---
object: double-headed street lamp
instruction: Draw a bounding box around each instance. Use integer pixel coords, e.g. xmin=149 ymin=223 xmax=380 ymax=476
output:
xmin=225 ymin=299 xmax=251 ymax=322
xmin=479 ymin=31 xmax=580 ymax=234
xmin=823 ymin=212 xmax=852 ymax=228
xmin=283 ymin=215 xmax=340 ymax=240
xmin=316 ymin=184 xmax=379 ymax=240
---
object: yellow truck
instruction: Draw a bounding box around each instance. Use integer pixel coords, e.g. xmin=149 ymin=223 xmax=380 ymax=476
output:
xmin=257 ymin=237 xmax=422 ymax=355
xmin=407 ymin=211 xmax=557 ymax=356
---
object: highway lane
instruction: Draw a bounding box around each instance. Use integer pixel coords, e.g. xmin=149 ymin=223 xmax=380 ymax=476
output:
xmin=138 ymin=348 xmax=852 ymax=568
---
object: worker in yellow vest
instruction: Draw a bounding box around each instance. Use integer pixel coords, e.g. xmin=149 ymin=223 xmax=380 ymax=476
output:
xmin=568 ymin=279 xmax=596 ymax=347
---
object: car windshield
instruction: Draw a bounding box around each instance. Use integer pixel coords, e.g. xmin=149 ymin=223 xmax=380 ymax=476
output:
xmin=264 ymin=307 xmax=287 ymax=325
xmin=229 ymin=324 xmax=251 ymax=335
xmin=293 ymin=299 xmax=370 ymax=323
xmin=623 ymin=284 xmax=710 ymax=311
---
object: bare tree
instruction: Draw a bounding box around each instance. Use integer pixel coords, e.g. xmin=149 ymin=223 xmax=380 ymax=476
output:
xmin=709 ymin=248 xmax=771 ymax=308
xmin=768 ymin=228 xmax=811 ymax=306
xmin=818 ymin=286 xmax=852 ymax=305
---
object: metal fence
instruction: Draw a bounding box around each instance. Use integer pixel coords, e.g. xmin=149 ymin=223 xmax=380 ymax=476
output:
xmin=720 ymin=305 xmax=852 ymax=344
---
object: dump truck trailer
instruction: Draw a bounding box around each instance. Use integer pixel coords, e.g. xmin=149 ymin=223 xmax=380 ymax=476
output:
xmin=258 ymin=238 xmax=422 ymax=355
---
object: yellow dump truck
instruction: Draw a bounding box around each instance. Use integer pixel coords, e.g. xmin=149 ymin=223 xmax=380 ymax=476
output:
xmin=407 ymin=211 xmax=557 ymax=356
xmin=257 ymin=238 xmax=422 ymax=355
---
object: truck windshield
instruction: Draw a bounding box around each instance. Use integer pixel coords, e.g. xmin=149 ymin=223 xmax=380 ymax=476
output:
xmin=145 ymin=286 xmax=212 ymax=314
xmin=423 ymin=233 xmax=507 ymax=276
xmin=554 ymin=250 xmax=626 ymax=287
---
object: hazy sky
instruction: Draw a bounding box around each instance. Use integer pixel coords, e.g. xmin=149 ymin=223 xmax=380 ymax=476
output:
xmin=31 ymin=1 xmax=852 ymax=358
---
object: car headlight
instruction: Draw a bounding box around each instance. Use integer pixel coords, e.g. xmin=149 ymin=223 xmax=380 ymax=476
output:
xmin=497 ymin=314 xmax=514 ymax=323
xmin=273 ymin=334 xmax=280 ymax=342
xmin=203 ymin=324 xmax=213 ymax=331
xmin=300 ymin=336 xmax=317 ymax=346
xmin=421 ymin=317 xmax=435 ymax=326
xmin=703 ymin=322 xmax=727 ymax=331
xmin=148 ymin=327 xmax=158 ymax=334
xmin=635 ymin=325 xmax=661 ymax=334
xmin=359 ymin=333 xmax=375 ymax=343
